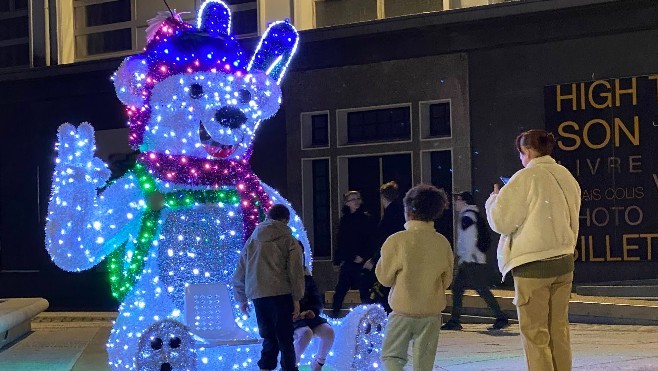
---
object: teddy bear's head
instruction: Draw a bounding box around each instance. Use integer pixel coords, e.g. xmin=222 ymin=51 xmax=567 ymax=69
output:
xmin=113 ymin=0 xmax=298 ymax=161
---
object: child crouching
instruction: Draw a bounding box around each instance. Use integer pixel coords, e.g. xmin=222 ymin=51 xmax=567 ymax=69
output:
xmin=293 ymin=265 xmax=335 ymax=370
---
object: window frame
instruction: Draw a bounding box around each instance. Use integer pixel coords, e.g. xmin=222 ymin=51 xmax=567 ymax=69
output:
xmin=419 ymin=148 xmax=457 ymax=244
xmin=300 ymin=110 xmax=330 ymax=150
xmin=72 ymin=0 xmax=137 ymax=61
xmin=227 ymin=1 xmax=258 ymax=39
xmin=0 ymin=4 xmax=30 ymax=71
xmin=301 ymin=157 xmax=333 ymax=260
xmin=419 ymin=99 xmax=453 ymax=141
xmin=71 ymin=0 xmax=258 ymax=62
xmin=336 ymin=103 xmax=413 ymax=148
xmin=336 ymin=150 xmax=414 ymax=221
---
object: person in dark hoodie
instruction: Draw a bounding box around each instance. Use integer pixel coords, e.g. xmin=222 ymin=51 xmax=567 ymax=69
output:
xmin=233 ymin=204 xmax=305 ymax=371
xmin=363 ymin=181 xmax=406 ymax=313
xmin=331 ymin=190 xmax=377 ymax=318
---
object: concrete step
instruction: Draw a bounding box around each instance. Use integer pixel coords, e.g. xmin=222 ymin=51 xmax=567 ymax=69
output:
xmin=578 ymin=279 xmax=658 ymax=285
xmin=575 ymin=285 xmax=658 ymax=297
xmin=324 ymin=290 xmax=364 ymax=306
xmin=324 ymin=289 xmax=658 ymax=325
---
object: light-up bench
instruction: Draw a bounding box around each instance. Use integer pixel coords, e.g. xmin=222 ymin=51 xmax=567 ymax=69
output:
xmin=0 ymin=298 xmax=49 ymax=349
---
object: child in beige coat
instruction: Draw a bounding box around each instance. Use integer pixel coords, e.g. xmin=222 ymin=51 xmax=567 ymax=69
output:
xmin=375 ymin=184 xmax=453 ymax=371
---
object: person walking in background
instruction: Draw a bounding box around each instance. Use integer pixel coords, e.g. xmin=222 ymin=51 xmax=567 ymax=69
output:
xmin=375 ymin=184 xmax=453 ymax=371
xmin=363 ymin=181 xmax=406 ymax=313
xmin=233 ymin=204 xmax=305 ymax=371
xmin=486 ymin=129 xmax=581 ymax=371
xmin=441 ymin=191 xmax=509 ymax=331
xmin=331 ymin=190 xmax=376 ymax=318
xmin=293 ymin=265 xmax=335 ymax=371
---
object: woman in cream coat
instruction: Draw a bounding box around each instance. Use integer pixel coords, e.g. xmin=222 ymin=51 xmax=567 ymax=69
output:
xmin=486 ymin=129 xmax=581 ymax=371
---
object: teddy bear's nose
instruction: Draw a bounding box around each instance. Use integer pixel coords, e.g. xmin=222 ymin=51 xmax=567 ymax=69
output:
xmin=215 ymin=106 xmax=247 ymax=129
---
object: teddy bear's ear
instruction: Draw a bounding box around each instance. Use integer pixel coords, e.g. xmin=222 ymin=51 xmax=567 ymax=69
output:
xmin=113 ymin=56 xmax=149 ymax=107
xmin=247 ymin=21 xmax=299 ymax=84
xmin=197 ymin=0 xmax=231 ymax=37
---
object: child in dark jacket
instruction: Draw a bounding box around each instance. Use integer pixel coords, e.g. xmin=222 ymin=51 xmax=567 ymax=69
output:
xmin=293 ymin=267 xmax=335 ymax=371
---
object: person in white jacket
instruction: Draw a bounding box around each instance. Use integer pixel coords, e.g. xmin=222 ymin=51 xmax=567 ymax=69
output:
xmin=485 ymin=129 xmax=581 ymax=371
xmin=442 ymin=191 xmax=509 ymax=331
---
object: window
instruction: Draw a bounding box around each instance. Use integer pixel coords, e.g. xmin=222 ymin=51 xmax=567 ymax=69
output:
xmin=231 ymin=7 xmax=257 ymax=36
xmin=224 ymin=0 xmax=258 ymax=37
xmin=346 ymin=153 xmax=412 ymax=219
xmin=429 ymin=102 xmax=451 ymax=137
xmin=429 ymin=150 xmax=453 ymax=242
xmin=301 ymin=111 xmax=330 ymax=149
xmin=223 ymin=0 xmax=256 ymax=4
xmin=345 ymin=106 xmax=411 ymax=144
xmin=311 ymin=159 xmax=331 ymax=258
xmin=429 ymin=150 xmax=452 ymax=195
xmin=82 ymin=0 xmax=132 ymax=27
xmin=384 ymin=0 xmax=443 ymax=17
xmin=70 ymin=1 xmax=218 ymax=61
xmin=311 ymin=114 xmax=329 ymax=147
xmin=314 ymin=0 xmax=513 ymax=29
xmin=0 ymin=0 xmax=29 ymax=69
xmin=420 ymin=100 xmax=452 ymax=139
xmin=0 ymin=0 xmax=27 ymax=13
xmin=73 ymin=0 xmax=134 ymax=59
xmin=315 ymin=0 xmax=378 ymax=28
xmin=80 ymin=29 xmax=132 ymax=56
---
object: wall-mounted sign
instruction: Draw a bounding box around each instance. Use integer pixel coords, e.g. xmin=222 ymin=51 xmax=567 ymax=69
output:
xmin=545 ymin=74 xmax=658 ymax=263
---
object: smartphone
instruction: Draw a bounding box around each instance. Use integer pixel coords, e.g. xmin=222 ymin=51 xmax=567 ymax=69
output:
xmin=499 ymin=176 xmax=510 ymax=185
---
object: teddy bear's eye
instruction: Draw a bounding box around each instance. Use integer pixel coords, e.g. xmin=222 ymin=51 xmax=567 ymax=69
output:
xmin=150 ymin=337 xmax=163 ymax=350
xmin=237 ymin=89 xmax=251 ymax=104
xmin=189 ymin=83 xmax=204 ymax=99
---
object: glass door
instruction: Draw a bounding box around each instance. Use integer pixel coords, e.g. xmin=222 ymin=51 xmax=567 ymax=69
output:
xmin=347 ymin=153 xmax=412 ymax=221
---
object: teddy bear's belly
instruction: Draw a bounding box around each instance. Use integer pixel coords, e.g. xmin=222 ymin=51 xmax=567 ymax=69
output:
xmin=157 ymin=204 xmax=245 ymax=308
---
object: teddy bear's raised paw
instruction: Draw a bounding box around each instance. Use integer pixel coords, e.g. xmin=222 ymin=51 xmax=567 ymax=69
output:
xmin=55 ymin=122 xmax=110 ymax=185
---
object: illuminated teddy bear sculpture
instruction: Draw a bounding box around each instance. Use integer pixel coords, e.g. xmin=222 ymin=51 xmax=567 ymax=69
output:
xmin=45 ymin=1 xmax=386 ymax=370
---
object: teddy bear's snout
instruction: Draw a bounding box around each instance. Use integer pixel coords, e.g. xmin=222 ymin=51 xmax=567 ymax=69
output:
xmin=215 ymin=106 xmax=247 ymax=129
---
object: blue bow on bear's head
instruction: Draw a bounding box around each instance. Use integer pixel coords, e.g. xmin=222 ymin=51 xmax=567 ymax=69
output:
xmin=113 ymin=0 xmax=298 ymax=161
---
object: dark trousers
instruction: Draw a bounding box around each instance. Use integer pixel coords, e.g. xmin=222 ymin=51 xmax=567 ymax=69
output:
xmin=332 ymin=262 xmax=370 ymax=313
xmin=361 ymin=269 xmax=392 ymax=314
xmin=253 ymin=294 xmax=299 ymax=371
xmin=450 ymin=263 xmax=507 ymax=322
xmin=377 ymin=285 xmax=392 ymax=314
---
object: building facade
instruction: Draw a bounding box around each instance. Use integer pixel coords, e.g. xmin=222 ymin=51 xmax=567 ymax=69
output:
xmin=0 ymin=0 xmax=514 ymax=70
xmin=284 ymin=0 xmax=658 ymax=293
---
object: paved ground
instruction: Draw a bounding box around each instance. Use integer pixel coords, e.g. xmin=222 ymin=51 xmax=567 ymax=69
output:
xmin=429 ymin=323 xmax=658 ymax=370
xmin=3 ymin=315 xmax=658 ymax=370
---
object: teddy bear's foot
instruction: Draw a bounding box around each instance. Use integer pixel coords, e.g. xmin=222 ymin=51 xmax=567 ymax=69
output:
xmin=135 ymin=319 xmax=197 ymax=371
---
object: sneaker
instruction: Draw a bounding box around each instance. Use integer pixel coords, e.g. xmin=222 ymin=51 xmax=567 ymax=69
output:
xmin=440 ymin=321 xmax=462 ymax=331
xmin=488 ymin=319 xmax=510 ymax=330
xmin=311 ymin=359 xmax=324 ymax=371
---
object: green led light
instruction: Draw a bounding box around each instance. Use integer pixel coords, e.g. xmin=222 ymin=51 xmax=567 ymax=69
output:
xmin=106 ymin=164 xmax=245 ymax=301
